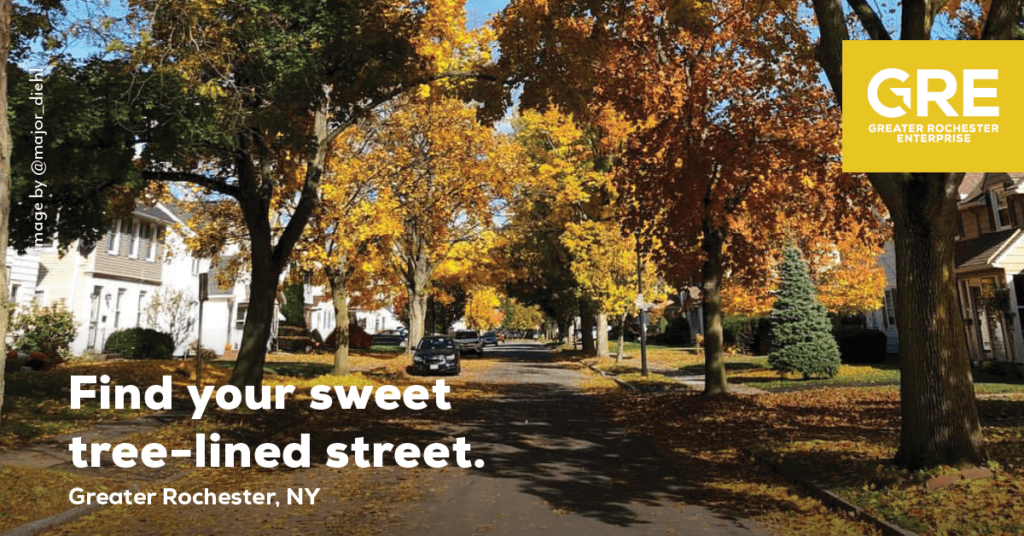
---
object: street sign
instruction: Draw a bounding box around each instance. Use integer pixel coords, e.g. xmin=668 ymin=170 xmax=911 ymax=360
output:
xmin=198 ymin=273 xmax=209 ymax=302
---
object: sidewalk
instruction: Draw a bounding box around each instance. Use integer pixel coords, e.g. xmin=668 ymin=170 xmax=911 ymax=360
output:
xmin=0 ymin=408 xmax=190 ymax=476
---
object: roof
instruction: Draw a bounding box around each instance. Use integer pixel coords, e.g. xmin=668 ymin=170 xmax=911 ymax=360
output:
xmin=133 ymin=204 xmax=177 ymax=225
xmin=955 ymin=228 xmax=1021 ymax=273
xmin=960 ymin=173 xmax=985 ymax=199
xmin=959 ymin=173 xmax=1024 ymax=202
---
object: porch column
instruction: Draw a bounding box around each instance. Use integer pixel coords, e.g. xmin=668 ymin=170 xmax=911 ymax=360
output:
xmin=1005 ymin=273 xmax=1024 ymax=363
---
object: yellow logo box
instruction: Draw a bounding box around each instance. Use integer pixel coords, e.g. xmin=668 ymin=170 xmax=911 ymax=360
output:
xmin=842 ymin=41 xmax=1024 ymax=173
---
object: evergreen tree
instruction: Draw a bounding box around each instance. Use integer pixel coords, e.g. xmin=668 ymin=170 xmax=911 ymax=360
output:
xmin=768 ymin=247 xmax=841 ymax=379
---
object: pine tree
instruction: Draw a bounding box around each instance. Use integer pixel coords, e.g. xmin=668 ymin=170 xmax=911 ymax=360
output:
xmin=768 ymin=247 xmax=841 ymax=379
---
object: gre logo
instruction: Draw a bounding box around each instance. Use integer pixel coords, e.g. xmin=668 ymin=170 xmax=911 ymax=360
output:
xmin=867 ymin=68 xmax=999 ymax=118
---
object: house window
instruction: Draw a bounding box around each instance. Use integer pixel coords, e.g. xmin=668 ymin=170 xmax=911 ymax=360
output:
xmin=107 ymin=220 xmax=120 ymax=253
xmin=236 ymin=304 xmax=248 ymax=329
xmin=9 ymin=284 xmax=19 ymax=303
xmin=119 ymin=219 xmax=133 ymax=255
xmin=129 ymin=221 xmax=141 ymax=258
xmin=191 ymin=257 xmax=201 ymax=276
xmin=114 ymin=289 xmax=126 ymax=328
xmin=138 ymin=223 xmax=154 ymax=260
xmin=137 ymin=291 xmax=147 ymax=327
xmin=993 ymin=189 xmax=1015 ymax=229
xmin=33 ymin=290 xmax=44 ymax=304
xmin=883 ymin=288 xmax=897 ymax=329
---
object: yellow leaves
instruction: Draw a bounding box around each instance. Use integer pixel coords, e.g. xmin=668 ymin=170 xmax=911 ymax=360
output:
xmin=464 ymin=287 xmax=505 ymax=330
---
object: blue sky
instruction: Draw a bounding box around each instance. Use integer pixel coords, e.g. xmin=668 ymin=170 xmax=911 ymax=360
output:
xmin=464 ymin=0 xmax=508 ymax=29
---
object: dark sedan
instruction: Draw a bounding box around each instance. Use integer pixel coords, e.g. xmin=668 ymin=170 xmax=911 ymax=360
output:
xmin=411 ymin=336 xmax=461 ymax=375
xmin=372 ymin=329 xmax=408 ymax=346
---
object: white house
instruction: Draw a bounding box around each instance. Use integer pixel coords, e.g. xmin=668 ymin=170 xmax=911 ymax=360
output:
xmin=10 ymin=201 xmax=406 ymax=357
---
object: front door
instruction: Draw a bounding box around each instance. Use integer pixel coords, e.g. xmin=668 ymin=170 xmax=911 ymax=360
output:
xmin=86 ymin=286 xmax=102 ymax=350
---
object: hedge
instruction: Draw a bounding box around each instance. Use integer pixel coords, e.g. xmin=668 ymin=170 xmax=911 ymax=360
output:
xmin=104 ymin=328 xmax=175 ymax=359
xmin=832 ymin=327 xmax=888 ymax=364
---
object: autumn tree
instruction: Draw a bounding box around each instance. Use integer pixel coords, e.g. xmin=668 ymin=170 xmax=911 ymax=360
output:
xmin=464 ymin=287 xmax=504 ymax=331
xmin=562 ymin=219 xmax=665 ymax=360
xmin=122 ymin=0 xmax=480 ymax=387
xmin=721 ymin=219 xmax=888 ymax=318
xmin=493 ymin=0 xmax=879 ymax=394
xmin=289 ymin=122 xmax=404 ymax=375
xmin=501 ymin=297 xmax=545 ymax=332
xmin=340 ymin=95 xmax=518 ymax=351
xmin=807 ymin=220 xmax=888 ymax=317
xmin=505 ymin=107 xmax=622 ymax=353
xmin=807 ymin=0 xmax=1018 ymax=468
xmin=0 ymin=0 xmax=11 ymax=424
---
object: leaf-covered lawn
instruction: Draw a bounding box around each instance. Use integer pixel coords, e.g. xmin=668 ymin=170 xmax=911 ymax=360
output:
xmin=0 ymin=466 xmax=118 ymax=532
xmin=599 ymin=382 xmax=1024 ymax=536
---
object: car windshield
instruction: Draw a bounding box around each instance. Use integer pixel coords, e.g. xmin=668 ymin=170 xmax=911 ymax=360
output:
xmin=454 ymin=331 xmax=476 ymax=338
xmin=418 ymin=338 xmax=455 ymax=350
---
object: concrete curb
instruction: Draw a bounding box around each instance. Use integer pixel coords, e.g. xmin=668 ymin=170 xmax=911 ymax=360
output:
xmin=0 ymin=471 xmax=189 ymax=536
xmin=742 ymin=447 xmax=920 ymax=536
xmin=585 ymin=363 xmax=638 ymax=392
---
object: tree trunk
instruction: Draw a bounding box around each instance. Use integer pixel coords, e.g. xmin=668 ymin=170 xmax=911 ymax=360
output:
xmin=405 ymin=252 xmax=432 ymax=353
xmin=596 ymin=313 xmax=610 ymax=358
xmin=407 ymin=284 xmax=428 ymax=353
xmin=327 ymin=265 xmax=350 ymax=376
xmin=878 ymin=173 xmax=986 ymax=469
xmin=580 ymin=306 xmax=595 ymax=354
xmin=616 ymin=312 xmax=626 ymax=363
xmin=702 ymin=225 xmax=728 ymax=395
xmin=229 ymin=249 xmax=278 ymax=388
xmin=0 ymin=0 xmax=11 ymax=424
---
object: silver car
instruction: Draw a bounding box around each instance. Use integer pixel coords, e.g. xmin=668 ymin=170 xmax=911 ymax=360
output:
xmin=452 ymin=330 xmax=483 ymax=356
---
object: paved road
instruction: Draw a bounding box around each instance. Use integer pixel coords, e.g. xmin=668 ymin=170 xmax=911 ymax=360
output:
xmin=381 ymin=342 xmax=769 ymax=536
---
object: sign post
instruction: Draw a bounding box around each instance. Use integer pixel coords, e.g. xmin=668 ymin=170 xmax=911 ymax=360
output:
xmin=197 ymin=273 xmax=209 ymax=389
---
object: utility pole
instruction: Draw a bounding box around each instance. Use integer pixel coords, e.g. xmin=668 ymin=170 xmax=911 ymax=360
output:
xmin=636 ymin=232 xmax=649 ymax=377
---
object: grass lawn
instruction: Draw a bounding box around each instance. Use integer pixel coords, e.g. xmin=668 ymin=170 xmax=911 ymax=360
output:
xmin=591 ymin=342 xmax=1024 ymax=395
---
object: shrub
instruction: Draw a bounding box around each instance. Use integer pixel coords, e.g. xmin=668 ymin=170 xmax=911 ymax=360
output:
xmin=104 ymin=328 xmax=175 ymax=359
xmin=768 ymin=247 xmax=841 ymax=379
xmin=188 ymin=342 xmax=218 ymax=362
xmin=832 ymin=327 xmax=887 ymax=364
xmin=10 ymin=303 xmax=78 ymax=356
xmin=657 ymin=315 xmax=692 ymax=345
xmin=277 ymin=336 xmax=314 ymax=352
xmin=281 ymin=284 xmax=306 ymax=328
xmin=722 ymin=315 xmax=770 ymax=355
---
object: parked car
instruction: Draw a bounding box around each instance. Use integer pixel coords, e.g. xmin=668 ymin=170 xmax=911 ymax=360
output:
xmin=452 ymin=330 xmax=483 ymax=356
xmin=371 ymin=329 xmax=408 ymax=346
xmin=411 ymin=336 xmax=460 ymax=375
xmin=482 ymin=331 xmax=499 ymax=346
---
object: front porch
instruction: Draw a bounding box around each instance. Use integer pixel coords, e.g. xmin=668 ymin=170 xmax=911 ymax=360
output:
xmin=955 ymin=229 xmax=1024 ymax=371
